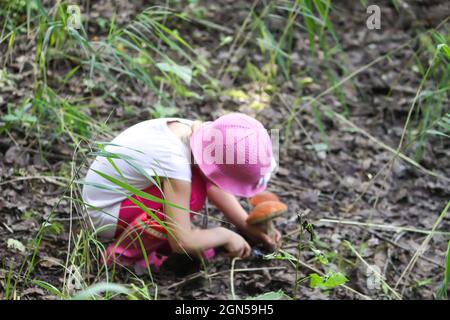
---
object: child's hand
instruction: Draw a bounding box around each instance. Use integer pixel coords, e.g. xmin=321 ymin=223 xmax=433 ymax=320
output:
xmin=242 ymin=223 xmax=282 ymax=250
xmin=223 ymin=231 xmax=251 ymax=258
xmin=206 ymin=185 xmax=281 ymax=252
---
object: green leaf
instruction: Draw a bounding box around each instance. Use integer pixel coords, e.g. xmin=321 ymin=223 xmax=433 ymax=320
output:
xmin=247 ymin=290 xmax=289 ymax=300
xmin=219 ymin=35 xmax=233 ymax=47
xmin=32 ymin=280 xmax=66 ymax=298
xmin=42 ymin=221 xmax=64 ymax=235
xmin=310 ymin=271 xmax=348 ymax=290
xmin=312 ymin=248 xmax=329 ymax=265
xmin=309 ymin=273 xmax=325 ymax=288
xmin=91 ymin=142 xmax=146 ymax=154
xmin=325 ymin=272 xmax=348 ymax=288
xmin=84 ymin=169 xmax=190 ymax=244
xmin=88 ymin=149 xmax=161 ymax=189
xmin=416 ymin=279 xmax=432 ymax=287
xmin=2 ymin=114 xmax=19 ymax=122
xmin=426 ymin=129 xmax=450 ymax=138
xmin=151 ymin=102 xmax=178 ymax=118
xmin=437 ymin=43 xmax=450 ymax=59
xmin=89 ymin=169 xmax=184 ymax=211
xmin=306 ymin=143 xmax=328 ymax=153
xmin=156 ymin=62 xmax=192 ymax=85
xmin=7 ymin=238 xmax=26 ymax=253
xmin=71 ymin=282 xmax=130 ymax=300
xmin=436 ymin=240 xmax=450 ymax=299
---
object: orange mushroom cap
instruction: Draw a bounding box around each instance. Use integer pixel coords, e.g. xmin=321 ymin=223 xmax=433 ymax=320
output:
xmin=246 ymin=201 xmax=288 ymax=225
xmin=249 ymin=191 xmax=280 ymax=207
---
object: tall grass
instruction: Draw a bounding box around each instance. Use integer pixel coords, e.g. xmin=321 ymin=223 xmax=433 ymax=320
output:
xmin=0 ymin=0 xmax=449 ymax=300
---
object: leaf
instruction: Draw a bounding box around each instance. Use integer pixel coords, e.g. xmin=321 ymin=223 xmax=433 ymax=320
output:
xmin=89 ymin=169 xmax=185 ymax=211
xmin=156 ymin=62 xmax=192 ymax=85
xmin=32 ymin=280 xmax=65 ymax=298
xmin=42 ymin=221 xmax=63 ymax=235
xmin=310 ymin=271 xmax=348 ymax=290
xmin=436 ymin=240 xmax=450 ymax=299
xmin=39 ymin=256 xmax=64 ymax=268
xmin=71 ymin=282 xmax=130 ymax=300
xmin=325 ymin=272 xmax=348 ymax=288
xmin=91 ymin=142 xmax=146 ymax=154
xmin=7 ymin=238 xmax=26 ymax=253
xmin=84 ymin=169 xmax=188 ymax=243
xmin=219 ymin=35 xmax=233 ymax=47
xmin=223 ymin=89 xmax=249 ymax=102
xmin=87 ymin=149 xmax=161 ymax=190
xmin=437 ymin=43 xmax=450 ymax=59
xmin=312 ymin=248 xmax=329 ymax=265
xmin=309 ymin=273 xmax=325 ymax=288
xmin=151 ymin=102 xmax=178 ymax=118
xmin=426 ymin=129 xmax=450 ymax=138
xmin=67 ymin=265 xmax=83 ymax=293
xmin=306 ymin=143 xmax=328 ymax=152
xmin=2 ymin=114 xmax=19 ymax=122
xmin=297 ymin=76 xmax=314 ymax=86
xmin=247 ymin=290 xmax=289 ymax=300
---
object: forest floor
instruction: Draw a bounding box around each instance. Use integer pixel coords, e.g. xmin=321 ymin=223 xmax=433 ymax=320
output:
xmin=0 ymin=0 xmax=449 ymax=300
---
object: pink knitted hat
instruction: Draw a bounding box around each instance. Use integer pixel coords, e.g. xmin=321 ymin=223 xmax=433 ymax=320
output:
xmin=190 ymin=113 xmax=273 ymax=197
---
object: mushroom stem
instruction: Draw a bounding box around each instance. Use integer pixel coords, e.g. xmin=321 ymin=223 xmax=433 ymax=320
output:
xmin=246 ymin=200 xmax=287 ymax=248
xmin=266 ymin=220 xmax=276 ymax=241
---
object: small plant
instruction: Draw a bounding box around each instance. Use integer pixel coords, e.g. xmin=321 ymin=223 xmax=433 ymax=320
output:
xmin=1 ymin=101 xmax=37 ymax=130
xmin=0 ymin=0 xmax=28 ymax=34
xmin=309 ymin=271 xmax=348 ymax=290
xmin=41 ymin=220 xmax=64 ymax=236
xmin=410 ymin=32 xmax=450 ymax=161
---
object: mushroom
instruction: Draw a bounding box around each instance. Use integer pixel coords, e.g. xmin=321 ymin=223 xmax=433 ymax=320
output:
xmin=246 ymin=200 xmax=287 ymax=240
xmin=249 ymin=191 xmax=280 ymax=207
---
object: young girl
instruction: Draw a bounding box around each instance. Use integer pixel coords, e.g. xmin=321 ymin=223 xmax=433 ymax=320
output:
xmin=82 ymin=112 xmax=281 ymax=272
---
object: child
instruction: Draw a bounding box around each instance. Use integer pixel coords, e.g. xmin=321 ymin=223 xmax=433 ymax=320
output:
xmin=82 ymin=112 xmax=281 ymax=273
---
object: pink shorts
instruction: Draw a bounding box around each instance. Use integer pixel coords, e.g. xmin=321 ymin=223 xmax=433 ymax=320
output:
xmin=105 ymin=166 xmax=215 ymax=272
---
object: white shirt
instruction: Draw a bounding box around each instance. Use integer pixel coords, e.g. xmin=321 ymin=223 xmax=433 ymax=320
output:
xmin=82 ymin=118 xmax=194 ymax=239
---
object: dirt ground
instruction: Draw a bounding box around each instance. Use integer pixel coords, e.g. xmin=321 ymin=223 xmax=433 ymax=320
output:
xmin=0 ymin=0 xmax=449 ymax=300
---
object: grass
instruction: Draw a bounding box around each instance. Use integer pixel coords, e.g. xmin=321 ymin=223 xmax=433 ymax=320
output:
xmin=436 ymin=240 xmax=450 ymax=299
xmin=0 ymin=0 xmax=449 ymax=300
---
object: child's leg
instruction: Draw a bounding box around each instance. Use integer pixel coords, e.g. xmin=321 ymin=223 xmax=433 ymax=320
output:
xmin=105 ymin=184 xmax=167 ymax=270
xmin=106 ymin=169 xmax=215 ymax=271
xmin=106 ymin=212 xmax=169 ymax=272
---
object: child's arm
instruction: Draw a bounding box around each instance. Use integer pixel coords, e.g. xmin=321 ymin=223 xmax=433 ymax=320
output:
xmin=207 ymin=185 xmax=282 ymax=249
xmin=163 ymin=178 xmax=251 ymax=258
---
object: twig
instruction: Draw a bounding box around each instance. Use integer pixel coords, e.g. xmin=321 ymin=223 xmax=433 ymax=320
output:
xmin=395 ymin=201 xmax=450 ymax=291
xmin=319 ymin=218 xmax=450 ymax=236
xmin=344 ymin=241 xmax=402 ymax=300
xmin=193 ymin=18 xmax=234 ymax=34
xmin=293 ymin=214 xmax=304 ymax=299
xmin=164 ymin=266 xmax=287 ymax=290
xmin=230 ymin=257 xmax=240 ymax=300
xmin=282 ymin=227 xmax=302 ymax=240
xmin=0 ymin=176 xmax=69 ymax=187
xmin=367 ymin=229 xmax=443 ymax=268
